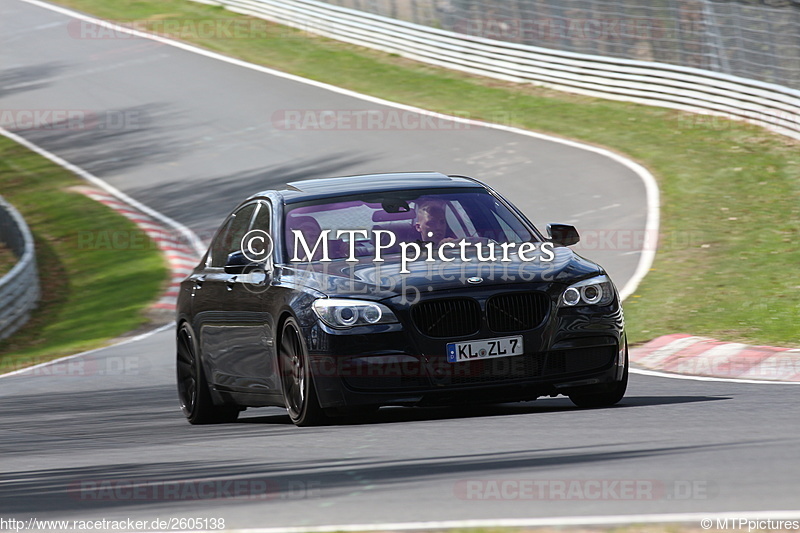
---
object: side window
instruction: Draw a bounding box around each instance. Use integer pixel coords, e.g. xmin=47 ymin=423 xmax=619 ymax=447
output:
xmin=208 ymin=217 xmax=234 ymax=268
xmin=252 ymin=201 xmax=271 ymax=233
xmin=226 ymin=203 xmax=258 ymax=260
xmin=208 ymin=203 xmax=257 ymax=268
xmin=251 ymin=201 xmax=273 ymax=262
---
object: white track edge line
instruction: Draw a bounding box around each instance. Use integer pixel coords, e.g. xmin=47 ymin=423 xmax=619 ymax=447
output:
xmin=0 ymin=322 xmax=174 ymax=379
xmin=225 ymin=510 xmax=800 ymax=533
xmin=19 ymin=0 xmax=659 ymax=302
xmin=0 ymin=127 xmax=188 ymax=379
xmin=630 ymin=366 xmax=800 ymax=385
xmin=0 ymin=126 xmax=205 ymax=257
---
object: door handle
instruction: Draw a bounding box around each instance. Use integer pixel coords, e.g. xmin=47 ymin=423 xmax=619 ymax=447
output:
xmin=226 ymin=276 xmax=237 ymax=290
xmin=193 ymin=275 xmax=206 ymax=290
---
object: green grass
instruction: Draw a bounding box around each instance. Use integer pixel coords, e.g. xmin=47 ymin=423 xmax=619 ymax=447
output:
xmin=0 ymin=243 xmax=15 ymax=277
xmin=0 ymin=136 xmax=168 ymax=372
xmin=49 ymin=0 xmax=800 ymax=347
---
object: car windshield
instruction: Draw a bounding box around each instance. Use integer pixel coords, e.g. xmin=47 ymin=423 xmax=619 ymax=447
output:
xmin=283 ymin=188 xmax=535 ymax=262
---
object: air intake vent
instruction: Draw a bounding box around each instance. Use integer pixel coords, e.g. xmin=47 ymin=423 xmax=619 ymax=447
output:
xmin=411 ymin=298 xmax=481 ymax=338
xmin=486 ymin=292 xmax=549 ymax=332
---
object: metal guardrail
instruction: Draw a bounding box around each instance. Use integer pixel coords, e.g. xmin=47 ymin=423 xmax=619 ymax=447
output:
xmin=192 ymin=0 xmax=800 ymax=140
xmin=0 ymin=195 xmax=39 ymax=341
xmin=318 ymin=0 xmax=800 ymax=93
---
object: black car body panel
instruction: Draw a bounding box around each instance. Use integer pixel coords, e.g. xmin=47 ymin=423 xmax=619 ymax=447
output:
xmin=176 ymin=173 xmax=627 ymax=423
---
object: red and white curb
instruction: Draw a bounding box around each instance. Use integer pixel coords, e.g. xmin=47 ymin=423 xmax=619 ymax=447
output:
xmin=74 ymin=186 xmax=201 ymax=311
xmin=631 ymin=334 xmax=800 ymax=382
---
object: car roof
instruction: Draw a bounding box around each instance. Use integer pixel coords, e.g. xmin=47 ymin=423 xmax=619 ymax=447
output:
xmin=253 ymin=172 xmax=486 ymax=204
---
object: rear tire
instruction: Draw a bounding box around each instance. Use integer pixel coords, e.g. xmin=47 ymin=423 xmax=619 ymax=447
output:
xmin=569 ymin=344 xmax=628 ymax=408
xmin=176 ymin=323 xmax=240 ymax=424
xmin=279 ymin=317 xmax=328 ymax=427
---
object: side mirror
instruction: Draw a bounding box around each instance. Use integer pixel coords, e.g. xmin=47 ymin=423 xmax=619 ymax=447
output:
xmin=547 ymin=223 xmax=580 ymax=246
xmin=224 ymin=250 xmax=266 ymax=274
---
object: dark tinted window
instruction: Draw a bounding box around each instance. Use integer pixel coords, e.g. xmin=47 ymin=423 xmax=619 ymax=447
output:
xmin=283 ymin=188 xmax=534 ymax=262
xmin=252 ymin=201 xmax=271 ymax=233
xmin=208 ymin=203 xmax=257 ymax=267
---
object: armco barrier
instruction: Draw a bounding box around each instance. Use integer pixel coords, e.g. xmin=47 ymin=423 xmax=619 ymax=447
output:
xmin=317 ymin=0 xmax=800 ymax=93
xmin=0 ymin=196 xmax=39 ymax=340
xmin=191 ymin=0 xmax=800 ymax=140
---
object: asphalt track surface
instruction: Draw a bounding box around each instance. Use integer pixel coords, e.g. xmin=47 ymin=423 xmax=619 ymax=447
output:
xmin=1 ymin=0 xmax=798 ymax=529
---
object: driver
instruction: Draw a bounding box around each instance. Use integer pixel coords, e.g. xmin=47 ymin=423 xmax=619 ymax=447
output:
xmin=414 ymin=198 xmax=494 ymax=248
xmin=414 ymin=199 xmax=449 ymax=246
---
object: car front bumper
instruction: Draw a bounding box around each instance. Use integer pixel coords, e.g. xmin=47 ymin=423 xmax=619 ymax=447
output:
xmin=305 ymin=304 xmax=626 ymax=409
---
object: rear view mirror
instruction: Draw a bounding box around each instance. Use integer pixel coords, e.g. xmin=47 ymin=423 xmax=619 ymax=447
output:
xmin=547 ymin=223 xmax=580 ymax=246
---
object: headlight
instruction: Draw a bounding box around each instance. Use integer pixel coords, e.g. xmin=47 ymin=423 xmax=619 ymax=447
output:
xmin=560 ymin=275 xmax=616 ymax=307
xmin=312 ymin=299 xmax=399 ymax=328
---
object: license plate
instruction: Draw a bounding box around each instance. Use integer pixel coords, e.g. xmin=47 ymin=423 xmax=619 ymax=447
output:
xmin=446 ymin=336 xmax=524 ymax=363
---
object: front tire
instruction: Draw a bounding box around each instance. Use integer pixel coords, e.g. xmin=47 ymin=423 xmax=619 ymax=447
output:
xmin=279 ymin=317 xmax=328 ymax=427
xmin=176 ymin=323 xmax=240 ymax=424
xmin=569 ymin=344 xmax=628 ymax=408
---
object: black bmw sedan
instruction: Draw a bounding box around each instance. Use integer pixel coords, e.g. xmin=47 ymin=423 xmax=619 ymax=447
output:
xmin=176 ymin=172 xmax=628 ymax=426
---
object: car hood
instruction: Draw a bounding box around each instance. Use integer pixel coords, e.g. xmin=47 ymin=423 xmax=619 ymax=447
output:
xmin=279 ymin=246 xmax=604 ymax=301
